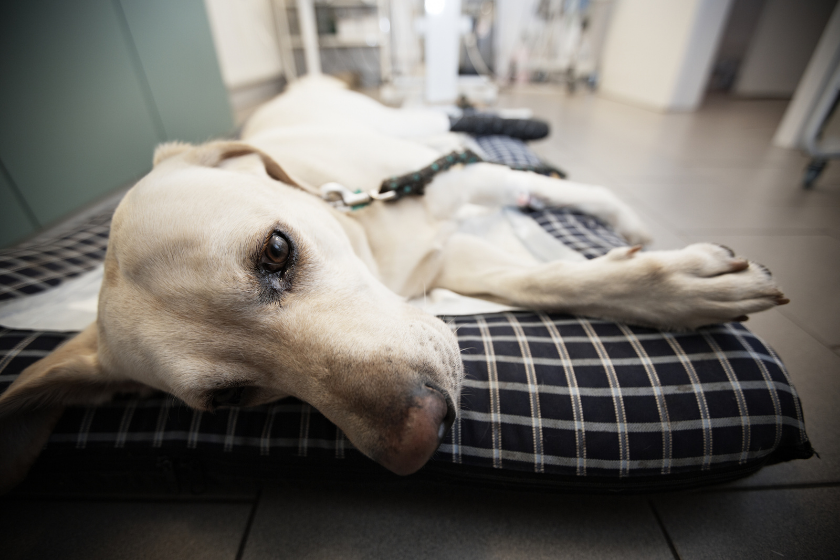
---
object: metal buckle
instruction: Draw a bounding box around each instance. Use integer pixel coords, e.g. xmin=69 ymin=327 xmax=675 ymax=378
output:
xmin=369 ymin=190 xmax=397 ymax=201
xmin=320 ymin=183 xmax=373 ymax=208
xmin=320 ymin=182 xmax=398 ymax=208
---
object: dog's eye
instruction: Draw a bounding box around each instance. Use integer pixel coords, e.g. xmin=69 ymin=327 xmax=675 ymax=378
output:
xmin=212 ymin=386 xmax=246 ymax=407
xmin=261 ymin=233 xmax=290 ymax=273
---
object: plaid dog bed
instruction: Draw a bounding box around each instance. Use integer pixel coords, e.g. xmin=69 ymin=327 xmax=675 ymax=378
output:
xmin=0 ymin=141 xmax=813 ymax=493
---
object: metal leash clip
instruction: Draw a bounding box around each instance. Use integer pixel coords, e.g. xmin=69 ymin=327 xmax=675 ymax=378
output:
xmin=320 ymin=182 xmax=396 ymax=209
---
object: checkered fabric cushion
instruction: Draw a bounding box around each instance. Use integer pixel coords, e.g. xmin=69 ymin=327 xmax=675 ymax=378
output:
xmin=526 ymin=208 xmax=627 ymax=259
xmin=0 ymin=311 xmax=813 ymax=490
xmin=0 ymin=211 xmax=111 ymax=302
xmin=0 ymin=138 xmax=813 ymax=491
xmin=474 ymin=135 xmax=544 ymax=167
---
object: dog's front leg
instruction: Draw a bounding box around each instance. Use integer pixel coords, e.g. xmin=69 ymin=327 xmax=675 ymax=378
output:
xmin=433 ymin=234 xmax=787 ymax=329
xmin=425 ymin=163 xmax=652 ymax=245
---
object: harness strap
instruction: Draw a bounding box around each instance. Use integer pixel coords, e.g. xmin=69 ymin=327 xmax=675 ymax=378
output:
xmin=378 ymin=149 xmax=483 ymax=201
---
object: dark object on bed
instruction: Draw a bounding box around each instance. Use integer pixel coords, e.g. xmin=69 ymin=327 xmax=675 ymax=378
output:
xmin=0 ymin=137 xmax=812 ymax=495
xmin=450 ymin=114 xmax=551 ymax=141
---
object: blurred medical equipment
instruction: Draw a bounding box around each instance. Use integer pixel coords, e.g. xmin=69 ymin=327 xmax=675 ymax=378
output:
xmin=513 ymin=0 xmax=614 ymax=91
xmin=270 ymin=0 xmax=613 ymax=106
xmin=801 ymin=62 xmax=840 ymax=188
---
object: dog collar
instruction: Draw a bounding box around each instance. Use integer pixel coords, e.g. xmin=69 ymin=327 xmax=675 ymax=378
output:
xmin=321 ymin=149 xmax=483 ymax=210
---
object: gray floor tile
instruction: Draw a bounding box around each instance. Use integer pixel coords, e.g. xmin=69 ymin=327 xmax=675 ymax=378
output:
xmin=654 ymin=487 xmax=840 ymax=559
xmin=0 ymin=499 xmax=253 ymax=560
xmin=242 ymin=481 xmax=674 ymax=560
xmin=615 ymin=181 xmax=840 ymax=235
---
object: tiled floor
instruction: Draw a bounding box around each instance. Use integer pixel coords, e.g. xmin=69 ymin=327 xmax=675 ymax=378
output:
xmin=2 ymin=88 xmax=838 ymax=559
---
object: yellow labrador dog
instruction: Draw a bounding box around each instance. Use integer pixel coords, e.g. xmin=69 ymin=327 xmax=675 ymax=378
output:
xmin=0 ymin=76 xmax=787 ymax=491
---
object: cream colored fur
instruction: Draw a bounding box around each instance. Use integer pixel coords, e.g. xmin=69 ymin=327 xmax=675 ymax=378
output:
xmin=0 ymin=76 xmax=787 ymax=491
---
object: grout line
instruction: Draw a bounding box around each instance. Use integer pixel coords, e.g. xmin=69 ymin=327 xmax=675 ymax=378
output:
xmin=649 ymin=500 xmax=682 ymax=560
xmin=235 ymin=486 xmax=263 ymax=560
xmin=0 ymin=156 xmax=40 ymax=230
xmin=679 ymin=228 xmax=833 ymax=237
xmin=0 ymin=494 xmax=256 ymax=504
xmin=774 ymin=308 xmax=835 ymax=352
xmin=111 ymin=0 xmax=168 ymax=142
xmin=700 ymin=481 xmax=840 ymax=494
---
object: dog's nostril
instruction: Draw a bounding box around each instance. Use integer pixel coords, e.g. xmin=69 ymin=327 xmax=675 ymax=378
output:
xmin=425 ymin=383 xmax=456 ymax=442
xmin=438 ymin=412 xmax=455 ymax=441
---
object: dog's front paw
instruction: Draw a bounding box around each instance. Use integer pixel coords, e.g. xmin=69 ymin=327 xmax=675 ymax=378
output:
xmin=604 ymin=243 xmax=787 ymax=329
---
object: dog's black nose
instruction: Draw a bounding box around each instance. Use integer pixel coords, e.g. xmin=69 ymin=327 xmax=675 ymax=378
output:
xmin=376 ymin=384 xmax=455 ymax=476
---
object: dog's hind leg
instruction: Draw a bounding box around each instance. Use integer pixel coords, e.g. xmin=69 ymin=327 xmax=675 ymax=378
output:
xmin=424 ymin=163 xmax=652 ymax=245
xmin=433 ymin=234 xmax=788 ymax=329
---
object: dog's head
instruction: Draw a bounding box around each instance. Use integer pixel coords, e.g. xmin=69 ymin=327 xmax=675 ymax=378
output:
xmin=0 ymin=141 xmax=463 ymax=490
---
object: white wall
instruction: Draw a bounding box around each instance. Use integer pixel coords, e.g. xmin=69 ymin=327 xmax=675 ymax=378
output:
xmin=734 ymin=0 xmax=837 ymax=97
xmin=204 ymin=0 xmax=283 ymax=89
xmin=599 ymin=0 xmax=732 ymax=111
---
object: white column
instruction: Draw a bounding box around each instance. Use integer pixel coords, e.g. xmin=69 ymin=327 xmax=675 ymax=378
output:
xmin=599 ymin=0 xmax=732 ymax=112
xmin=296 ymin=0 xmax=321 ymax=75
xmin=424 ymin=0 xmax=462 ymax=103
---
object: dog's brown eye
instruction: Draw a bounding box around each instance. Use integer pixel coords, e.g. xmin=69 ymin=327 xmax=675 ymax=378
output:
xmin=261 ymin=233 xmax=290 ymax=273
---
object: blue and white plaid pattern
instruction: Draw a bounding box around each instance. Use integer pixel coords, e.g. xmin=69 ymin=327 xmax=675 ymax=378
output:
xmin=0 ymin=211 xmax=112 ymax=302
xmin=474 ymin=135 xmax=544 ymax=167
xmin=527 ymin=208 xmax=627 ymax=259
xmin=0 ymin=314 xmax=810 ymax=481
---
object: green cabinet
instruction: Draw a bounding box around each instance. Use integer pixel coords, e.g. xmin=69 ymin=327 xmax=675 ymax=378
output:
xmin=120 ymin=0 xmax=233 ymax=143
xmin=0 ymin=0 xmax=233 ymax=248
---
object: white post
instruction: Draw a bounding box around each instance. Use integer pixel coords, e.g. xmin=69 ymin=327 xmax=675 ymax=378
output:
xmin=424 ymin=0 xmax=462 ymax=103
xmin=296 ymin=0 xmax=321 ymax=75
xmin=272 ymin=0 xmax=298 ymax=80
xmin=377 ymin=0 xmax=392 ymax=85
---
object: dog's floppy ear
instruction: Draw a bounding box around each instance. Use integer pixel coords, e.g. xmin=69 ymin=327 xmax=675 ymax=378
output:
xmin=0 ymin=323 xmax=141 ymax=493
xmin=153 ymin=141 xmax=193 ymax=166
xmin=194 ymin=141 xmax=306 ymax=190
xmin=153 ymin=140 xmax=312 ymax=193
